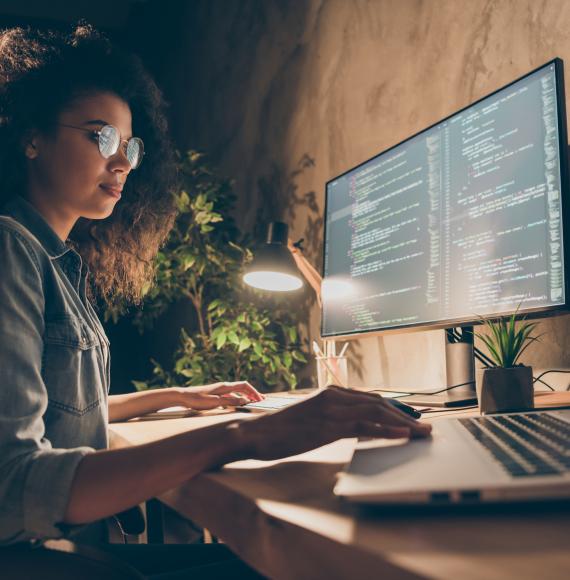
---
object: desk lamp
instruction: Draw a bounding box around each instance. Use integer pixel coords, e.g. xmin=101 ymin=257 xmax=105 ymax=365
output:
xmin=243 ymin=220 xmax=333 ymax=371
xmin=242 ymin=224 xmax=411 ymax=399
xmin=243 ymin=222 xmax=322 ymax=306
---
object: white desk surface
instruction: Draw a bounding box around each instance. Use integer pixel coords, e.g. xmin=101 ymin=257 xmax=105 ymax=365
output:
xmin=110 ymin=404 xmax=570 ymax=580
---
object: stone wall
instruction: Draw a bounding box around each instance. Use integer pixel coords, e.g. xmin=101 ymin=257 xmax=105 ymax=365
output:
xmin=161 ymin=0 xmax=570 ymax=390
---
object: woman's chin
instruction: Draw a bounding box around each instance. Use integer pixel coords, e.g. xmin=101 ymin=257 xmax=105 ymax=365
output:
xmin=83 ymin=201 xmax=119 ymax=221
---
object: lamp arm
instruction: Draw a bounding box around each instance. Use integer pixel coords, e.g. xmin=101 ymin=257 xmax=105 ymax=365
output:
xmin=288 ymin=240 xmax=322 ymax=307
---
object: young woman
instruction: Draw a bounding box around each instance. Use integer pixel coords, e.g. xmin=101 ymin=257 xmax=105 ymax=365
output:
xmin=0 ymin=24 xmax=430 ymax=577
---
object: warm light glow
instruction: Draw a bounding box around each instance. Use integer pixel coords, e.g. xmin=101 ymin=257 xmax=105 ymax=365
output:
xmin=243 ymin=271 xmax=303 ymax=291
xmin=321 ymin=278 xmax=355 ymax=300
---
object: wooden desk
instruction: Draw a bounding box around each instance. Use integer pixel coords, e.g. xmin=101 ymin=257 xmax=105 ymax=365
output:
xmin=110 ymin=407 xmax=570 ymax=580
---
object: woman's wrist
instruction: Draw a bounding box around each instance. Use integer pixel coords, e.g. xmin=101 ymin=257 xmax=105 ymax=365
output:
xmin=169 ymin=386 xmax=187 ymax=406
xmin=224 ymin=419 xmax=258 ymax=462
xmin=143 ymin=387 xmax=183 ymax=409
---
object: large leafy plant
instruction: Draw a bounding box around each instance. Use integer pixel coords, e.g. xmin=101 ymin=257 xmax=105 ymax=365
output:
xmin=475 ymin=309 xmax=541 ymax=368
xmin=107 ymin=151 xmax=307 ymax=391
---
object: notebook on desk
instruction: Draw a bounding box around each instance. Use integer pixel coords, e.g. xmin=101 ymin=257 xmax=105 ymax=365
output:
xmin=133 ymin=406 xmax=199 ymax=421
xmin=334 ymin=409 xmax=570 ymax=505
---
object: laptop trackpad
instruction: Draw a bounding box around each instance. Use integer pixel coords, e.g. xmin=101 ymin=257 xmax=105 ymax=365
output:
xmin=349 ymin=438 xmax=433 ymax=476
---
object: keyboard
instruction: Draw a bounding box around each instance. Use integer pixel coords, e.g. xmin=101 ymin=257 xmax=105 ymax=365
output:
xmin=243 ymin=396 xmax=301 ymax=411
xmin=459 ymin=413 xmax=570 ymax=478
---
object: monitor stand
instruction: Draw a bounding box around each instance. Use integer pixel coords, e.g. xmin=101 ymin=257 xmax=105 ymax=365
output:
xmin=401 ymin=327 xmax=478 ymax=408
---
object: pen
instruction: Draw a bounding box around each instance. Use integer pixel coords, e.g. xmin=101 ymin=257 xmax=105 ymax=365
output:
xmin=312 ymin=340 xmax=325 ymax=358
xmin=312 ymin=342 xmax=344 ymax=386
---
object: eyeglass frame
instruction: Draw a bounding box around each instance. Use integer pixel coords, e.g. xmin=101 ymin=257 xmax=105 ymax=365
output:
xmin=57 ymin=123 xmax=145 ymax=170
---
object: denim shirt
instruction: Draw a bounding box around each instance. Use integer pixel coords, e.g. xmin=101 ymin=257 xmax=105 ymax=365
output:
xmin=0 ymin=196 xmax=110 ymax=544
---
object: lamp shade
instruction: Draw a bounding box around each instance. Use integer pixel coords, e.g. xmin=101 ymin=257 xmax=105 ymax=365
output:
xmin=243 ymin=222 xmax=304 ymax=292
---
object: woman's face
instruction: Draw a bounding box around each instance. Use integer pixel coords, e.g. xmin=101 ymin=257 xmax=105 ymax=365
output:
xmin=25 ymin=91 xmax=133 ymax=234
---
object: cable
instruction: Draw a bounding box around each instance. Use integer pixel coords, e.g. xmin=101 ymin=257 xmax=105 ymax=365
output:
xmin=368 ymin=380 xmax=475 ymax=397
xmin=532 ymin=379 xmax=554 ymax=391
xmin=474 ymin=350 xmax=494 ymax=368
xmin=419 ymin=405 xmax=478 ymax=413
xmin=533 ymin=377 xmax=555 ymax=391
xmin=533 ymin=369 xmax=570 ymax=383
xmin=532 ymin=369 xmax=570 ymax=391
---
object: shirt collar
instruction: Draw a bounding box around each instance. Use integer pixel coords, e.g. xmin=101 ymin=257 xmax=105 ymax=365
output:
xmin=1 ymin=196 xmax=71 ymax=259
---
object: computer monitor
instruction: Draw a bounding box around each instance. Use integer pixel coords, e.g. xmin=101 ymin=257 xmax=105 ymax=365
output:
xmin=321 ymin=59 xmax=570 ymax=401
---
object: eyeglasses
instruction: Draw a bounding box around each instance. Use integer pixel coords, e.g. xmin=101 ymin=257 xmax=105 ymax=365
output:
xmin=58 ymin=123 xmax=145 ymax=170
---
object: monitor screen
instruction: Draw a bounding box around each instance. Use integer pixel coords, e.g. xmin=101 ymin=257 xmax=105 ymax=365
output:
xmin=321 ymin=59 xmax=569 ymax=338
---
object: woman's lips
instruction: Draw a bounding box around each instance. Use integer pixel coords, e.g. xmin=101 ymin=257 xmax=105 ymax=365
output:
xmin=99 ymin=184 xmax=122 ymax=199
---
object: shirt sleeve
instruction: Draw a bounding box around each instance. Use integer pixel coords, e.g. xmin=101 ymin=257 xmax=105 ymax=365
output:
xmin=0 ymin=225 xmax=94 ymax=544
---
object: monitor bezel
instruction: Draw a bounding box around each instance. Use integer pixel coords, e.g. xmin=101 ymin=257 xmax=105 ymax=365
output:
xmin=321 ymin=58 xmax=570 ymax=339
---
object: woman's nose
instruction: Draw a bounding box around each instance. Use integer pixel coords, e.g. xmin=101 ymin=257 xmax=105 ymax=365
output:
xmin=109 ymin=146 xmax=132 ymax=174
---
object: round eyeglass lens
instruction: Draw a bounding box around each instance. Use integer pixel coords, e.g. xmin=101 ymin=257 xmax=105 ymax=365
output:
xmin=126 ymin=137 xmax=144 ymax=169
xmin=98 ymin=125 xmax=120 ymax=159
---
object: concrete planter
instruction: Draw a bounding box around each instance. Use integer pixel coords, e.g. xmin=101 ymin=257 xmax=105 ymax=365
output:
xmin=476 ymin=366 xmax=534 ymax=415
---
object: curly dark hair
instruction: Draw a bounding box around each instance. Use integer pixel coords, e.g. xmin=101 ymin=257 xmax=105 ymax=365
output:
xmin=0 ymin=24 xmax=178 ymax=305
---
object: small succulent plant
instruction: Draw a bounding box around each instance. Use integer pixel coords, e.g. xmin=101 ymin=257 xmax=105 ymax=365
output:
xmin=476 ymin=308 xmax=541 ymax=368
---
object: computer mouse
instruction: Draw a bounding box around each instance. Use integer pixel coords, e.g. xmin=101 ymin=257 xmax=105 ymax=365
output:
xmin=385 ymin=397 xmax=422 ymax=419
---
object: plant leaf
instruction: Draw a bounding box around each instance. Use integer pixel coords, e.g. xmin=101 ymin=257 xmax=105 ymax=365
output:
xmin=512 ymin=333 xmax=543 ymax=365
xmin=291 ymin=350 xmax=307 ymax=363
xmin=476 ymin=332 xmax=502 ymax=366
xmin=208 ymin=299 xmax=220 ymax=311
xmin=216 ymin=333 xmax=227 ymax=349
xmin=131 ymin=380 xmax=149 ymax=391
xmin=238 ymin=338 xmax=251 ymax=352
xmin=228 ymin=331 xmax=239 ymax=345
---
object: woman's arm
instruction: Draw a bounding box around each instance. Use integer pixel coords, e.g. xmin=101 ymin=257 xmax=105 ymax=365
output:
xmin=64 ymin=419 xmax=244 ymax=524
xmin=108 ymin=389 xmax=179 ymax=422
xmin=65 ymin=386 xmax=431 ymax=524
xmin=108 ymin=382 xmax=264 ymax=422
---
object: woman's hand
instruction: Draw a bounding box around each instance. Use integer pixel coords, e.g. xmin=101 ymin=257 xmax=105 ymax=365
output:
xmin=235 ymin=386 xmax=432 ymax=461
xmin=174 ymin=381 xmax=264 ymax=411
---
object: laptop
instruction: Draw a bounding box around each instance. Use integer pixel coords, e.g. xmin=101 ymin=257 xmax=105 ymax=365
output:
xmin=334 ymin=410 xmax=570 ymax=504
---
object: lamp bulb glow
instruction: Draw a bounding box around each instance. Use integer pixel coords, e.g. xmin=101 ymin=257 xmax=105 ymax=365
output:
xmin=243 ymin=271 xmax=303 ymax=292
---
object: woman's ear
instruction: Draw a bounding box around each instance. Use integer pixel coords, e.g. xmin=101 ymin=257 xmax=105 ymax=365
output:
xmin=24 ymin=138 xmax=39 ymax=159
xmin=22 ymin=129 xmax=41 ymax=160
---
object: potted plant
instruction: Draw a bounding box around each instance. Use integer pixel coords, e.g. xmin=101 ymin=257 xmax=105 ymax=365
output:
xmin=105 ymin=151 xmax=308 ymax=392
xmin=475 ymin=310 xmax=541 ymax=414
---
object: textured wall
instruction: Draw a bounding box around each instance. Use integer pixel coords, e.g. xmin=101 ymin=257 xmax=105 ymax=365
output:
xmin=166 ymin=0 xmax=570 ymax=390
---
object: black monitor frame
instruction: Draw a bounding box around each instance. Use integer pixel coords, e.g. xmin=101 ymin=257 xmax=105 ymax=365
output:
xmin=321 ymin=58 xmax=570 ymax=340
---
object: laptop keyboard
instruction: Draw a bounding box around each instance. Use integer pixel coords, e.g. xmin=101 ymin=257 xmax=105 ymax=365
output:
xmin=459 ymin=413 xmax=570 ymax=478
